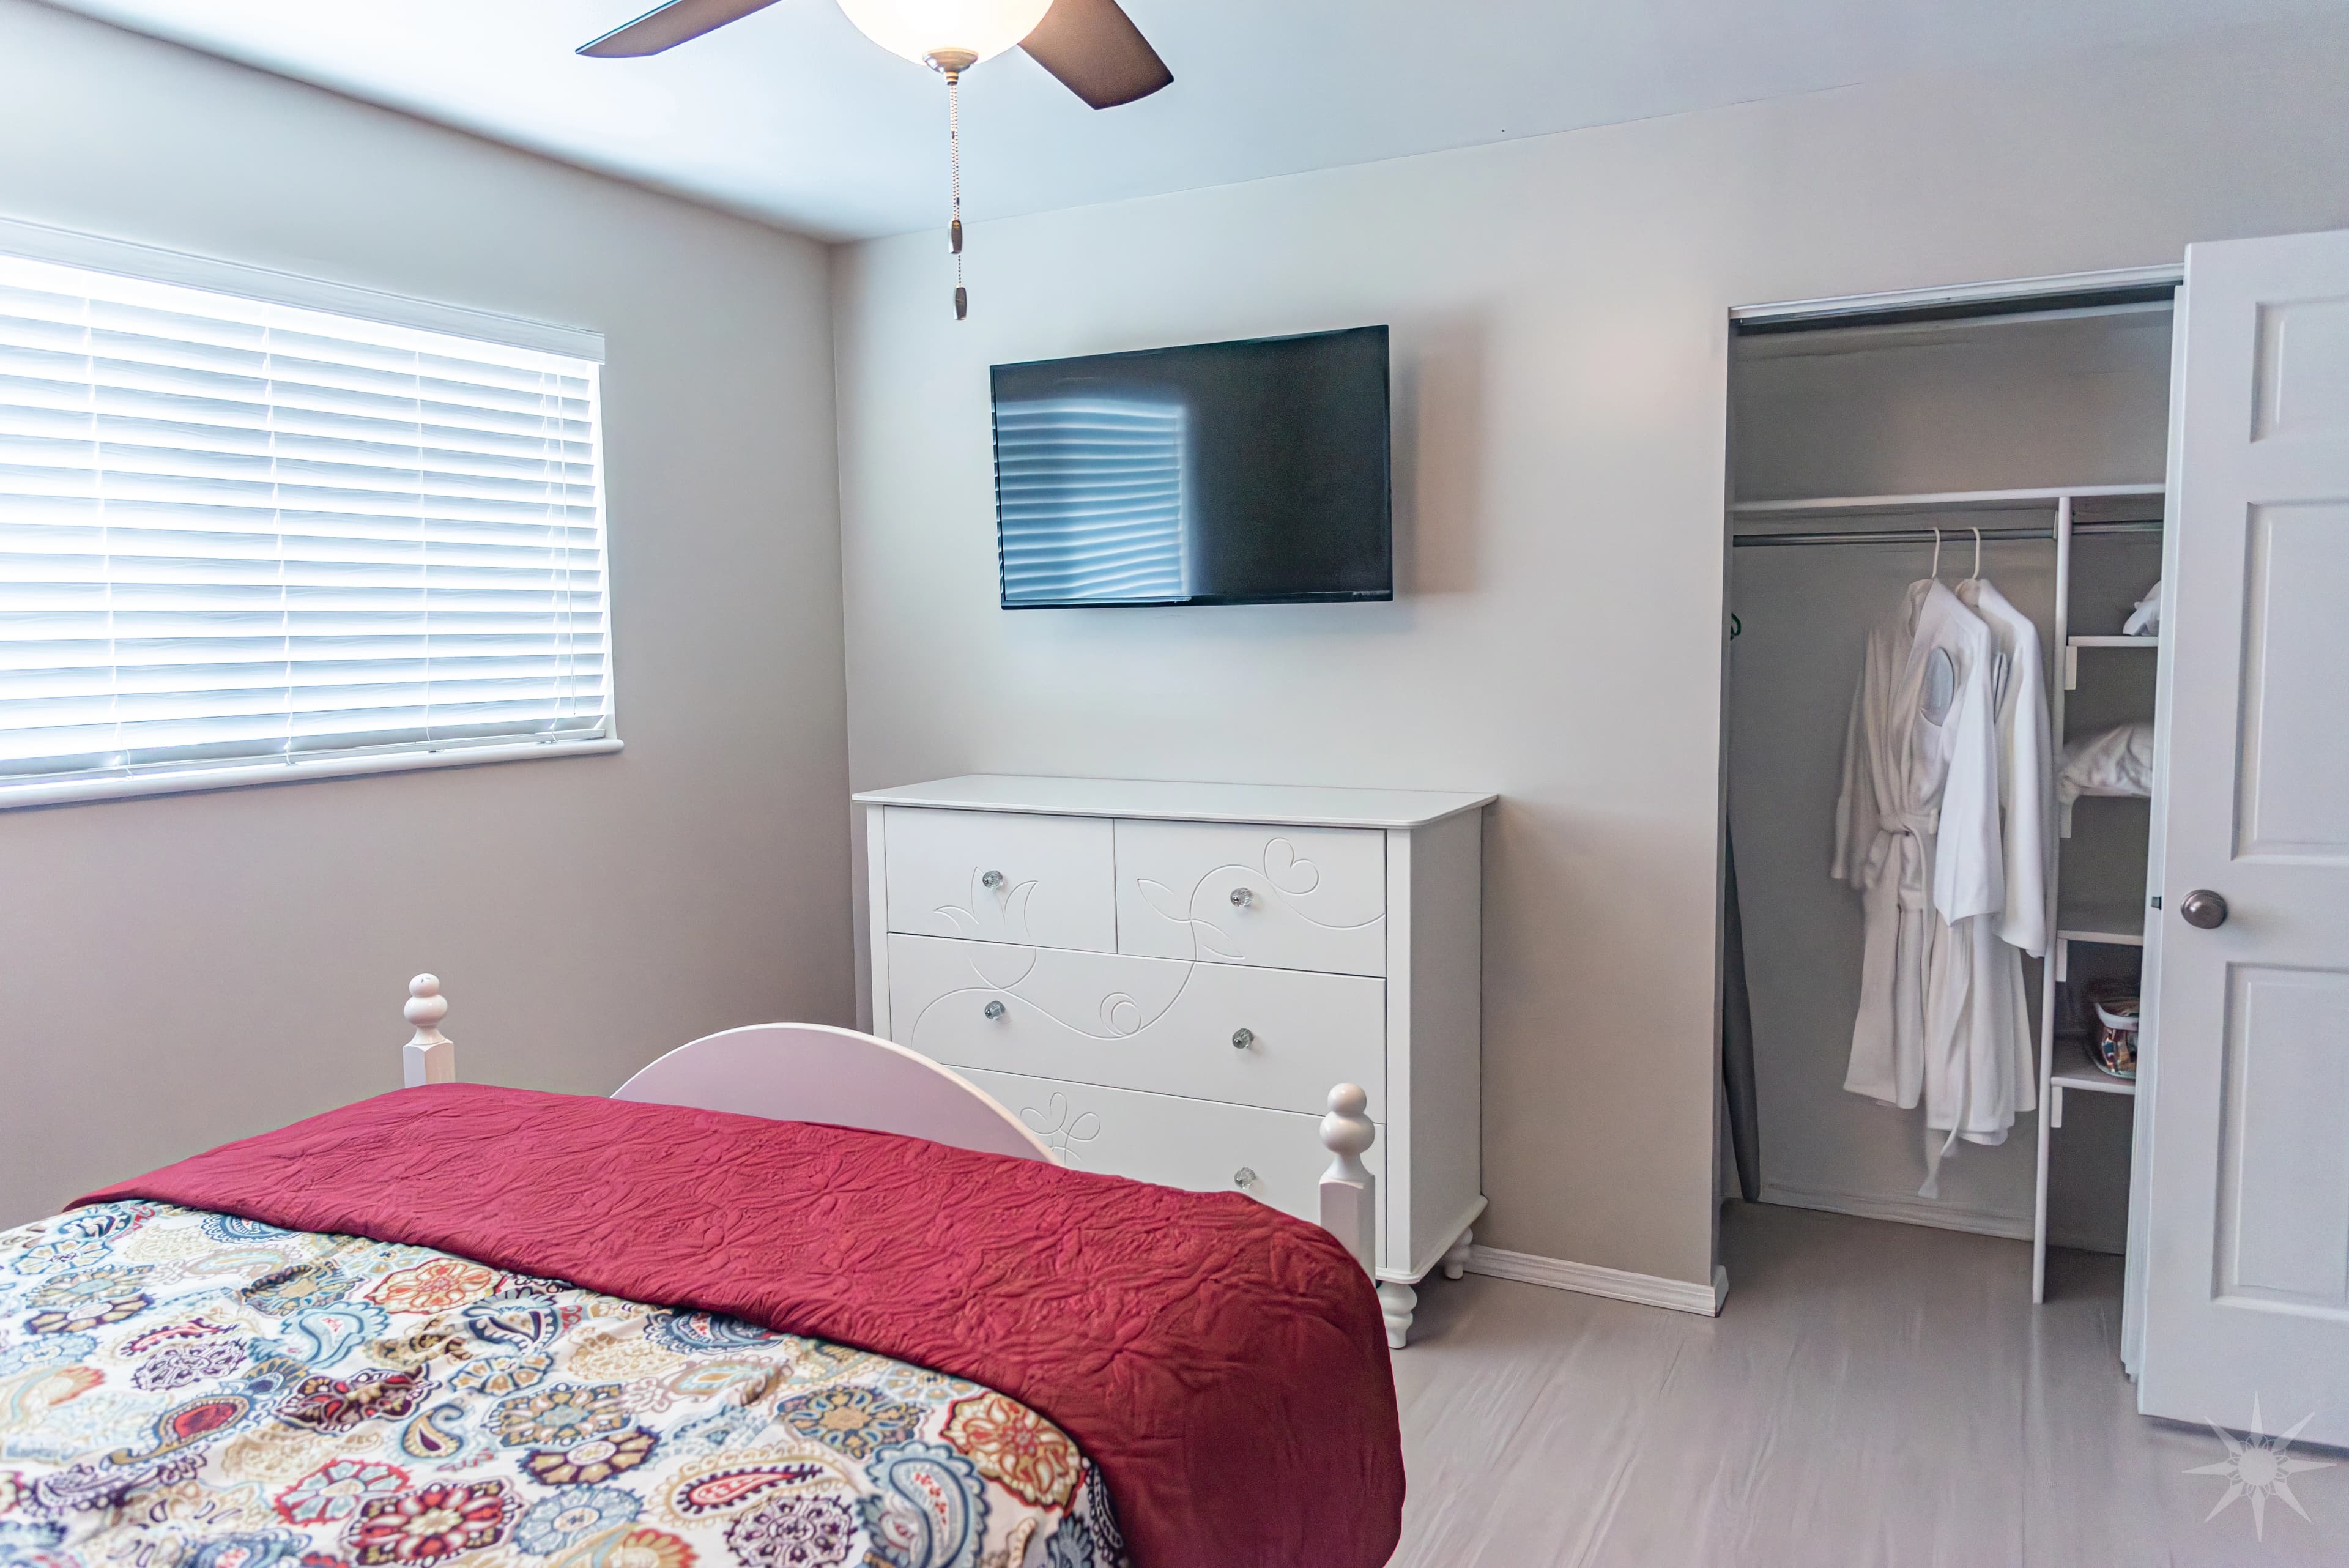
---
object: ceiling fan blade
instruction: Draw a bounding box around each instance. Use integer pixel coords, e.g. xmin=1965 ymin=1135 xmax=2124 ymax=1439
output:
xmin=578 ymin=0 xmax=789 ymax=58
xmin=1019 ymin=0 xmax=1171 ymax=108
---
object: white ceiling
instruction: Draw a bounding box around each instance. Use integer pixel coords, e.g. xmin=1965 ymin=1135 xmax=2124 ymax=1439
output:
xmin=39 ymin=0 xmax=2340 ymax=241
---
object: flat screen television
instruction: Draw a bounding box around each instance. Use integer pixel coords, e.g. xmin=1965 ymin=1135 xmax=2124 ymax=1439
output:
xmin=990 ymin=325 xmax=1392 ymax=608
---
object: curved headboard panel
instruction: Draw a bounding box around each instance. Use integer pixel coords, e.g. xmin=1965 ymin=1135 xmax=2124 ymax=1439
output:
xmin=611 ymin=1022 xmax=1058 ymax=1164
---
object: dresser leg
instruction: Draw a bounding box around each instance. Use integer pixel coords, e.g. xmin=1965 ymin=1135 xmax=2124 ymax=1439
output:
xmin=1378 ymin=1281 xmax=1417 ymax=1349
xmin=1441 ymin=1227 xmax=1474 ymax=1281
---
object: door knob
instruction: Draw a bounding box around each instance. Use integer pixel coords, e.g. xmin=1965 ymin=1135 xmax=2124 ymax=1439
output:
xmin=981 ymin=869 xmax=1004 ymax=890
xmin=984 ymin=999 xmax=1006 ymax=1020
xmin=1231 ymin=1028 xmax=1255 ymax=1050
xmin=1230 ymin=886 xmax=1253 ymax=908
xmin=2180 ymin=889 xmax=2229 ymax=929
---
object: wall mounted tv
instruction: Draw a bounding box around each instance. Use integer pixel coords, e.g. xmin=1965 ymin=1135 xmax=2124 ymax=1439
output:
xmin=990 ymin=325 xmax=1392 ymax=608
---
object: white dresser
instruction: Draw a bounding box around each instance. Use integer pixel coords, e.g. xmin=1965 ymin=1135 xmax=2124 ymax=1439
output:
xmin=855 ymin=774 xmax=1493 ymax=1343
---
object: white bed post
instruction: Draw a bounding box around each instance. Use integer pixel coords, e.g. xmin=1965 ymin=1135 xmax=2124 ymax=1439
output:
xmin=1318 ymin=1084 xmax=1377 ymax=1274
xmin=401 ymin=974 xmax=456 ymax=1088
xmin=1321 ymin=1083 xmax=1411 ymax=1347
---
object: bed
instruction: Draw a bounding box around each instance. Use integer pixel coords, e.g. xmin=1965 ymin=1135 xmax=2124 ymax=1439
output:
xmin=0 ymin=978 xmax=1402 ymax=1568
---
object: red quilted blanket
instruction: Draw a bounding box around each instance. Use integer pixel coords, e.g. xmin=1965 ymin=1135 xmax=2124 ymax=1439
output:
xmin=78 ymin=1083 xmax=1404 ymax=1568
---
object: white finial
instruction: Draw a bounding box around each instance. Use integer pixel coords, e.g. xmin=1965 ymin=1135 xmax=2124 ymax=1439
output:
xmin=1321 ymin=1083 xmax=1375 ymax=1173
xmin=1318 ymin=1083 xmax=1378 ymax=1281
xmin=402 ymin=974 xmax=456 ymax=1088
xmin=405 ymin=975 xmax=449 ymax=1039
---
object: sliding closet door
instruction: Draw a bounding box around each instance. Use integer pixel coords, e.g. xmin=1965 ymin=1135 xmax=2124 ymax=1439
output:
xmin=2139 ymin=226 xmax=2349 ymax=1446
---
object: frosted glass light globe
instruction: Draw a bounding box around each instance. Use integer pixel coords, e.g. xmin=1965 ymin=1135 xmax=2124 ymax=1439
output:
xmin=836 ymin=0 xmax=1056 ymax=67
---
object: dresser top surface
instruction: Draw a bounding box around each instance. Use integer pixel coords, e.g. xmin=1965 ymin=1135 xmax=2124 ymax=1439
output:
xmin=853 ymin=774 xmax=1497 ymax=829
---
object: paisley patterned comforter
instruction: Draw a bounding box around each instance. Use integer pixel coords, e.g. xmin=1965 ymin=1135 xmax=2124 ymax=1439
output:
xmin=0 ymin=1202 xmax=1121 ymax=1568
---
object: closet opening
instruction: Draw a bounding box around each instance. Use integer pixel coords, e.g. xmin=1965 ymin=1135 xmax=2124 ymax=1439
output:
xmin=1717 ymin=275 xmax=2175 ymax=1334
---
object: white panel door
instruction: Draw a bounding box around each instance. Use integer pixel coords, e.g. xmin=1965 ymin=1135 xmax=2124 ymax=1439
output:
xmin=886 ymin=934 xmax=1385 ymax=1117
xmin=881 ymin=808 xmax=1115 ymax=952
xmin=1115 ymin=819 xmax=1386 ymax=975
xmin=2140 ymin=227 xmax=2349 ymax=1446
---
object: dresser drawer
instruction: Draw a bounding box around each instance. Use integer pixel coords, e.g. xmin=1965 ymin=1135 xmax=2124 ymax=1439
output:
xmin=954 ymin=1067 xmax=1388 ymax=1265
xmin=888 ymin=934 xmax=1384 ymax=1118
xmin=881 ymin=808 xmax=1115 ymax=953
xmin=1115 ymin=820 xmax=1387 ymax=976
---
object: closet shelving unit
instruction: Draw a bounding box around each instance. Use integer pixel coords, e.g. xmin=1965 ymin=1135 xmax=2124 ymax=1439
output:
xmin=1730 ymin=481 xmax=2164 ymax=1304
xmin=2033 ymin=489 xmax=2162 ymax=1302
xmin=2065 ymin=636 xmax=2160 ymax=689
xmin=2055 ymin=891 xmax=2145 ymax=947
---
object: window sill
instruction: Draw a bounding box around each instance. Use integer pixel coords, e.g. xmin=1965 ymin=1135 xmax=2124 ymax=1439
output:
xmin=0 ymin=737 xmax=624 ymax=813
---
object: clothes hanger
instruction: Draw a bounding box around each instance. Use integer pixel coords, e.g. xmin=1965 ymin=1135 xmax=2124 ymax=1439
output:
xmin=1929 ymin=526 xmax=1942 ymax=581
xmin=1967 ymin=526 xmax=1983 ymax=587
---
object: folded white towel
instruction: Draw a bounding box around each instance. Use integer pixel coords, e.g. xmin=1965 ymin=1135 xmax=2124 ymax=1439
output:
xmin=2059 ymin=722 xmax=2156 ymax=804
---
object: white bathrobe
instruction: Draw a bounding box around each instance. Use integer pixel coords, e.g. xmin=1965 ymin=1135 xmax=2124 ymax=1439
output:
xmin=1959 ymin=578 xmax=2054 ymax=958
xmin=1950 ymin=578 xmax=2052 ymax=1149
xmin=1833 ymin=581 xmax=2005 ymax=1186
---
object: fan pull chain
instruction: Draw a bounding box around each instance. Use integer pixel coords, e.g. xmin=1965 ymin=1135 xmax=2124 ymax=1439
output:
xmin=947 ymin=67 xmax=967 ymax=321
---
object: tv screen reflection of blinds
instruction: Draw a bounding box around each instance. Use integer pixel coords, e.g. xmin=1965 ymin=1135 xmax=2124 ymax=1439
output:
xmin=990 ymin=326 xmax=1392 ymax=608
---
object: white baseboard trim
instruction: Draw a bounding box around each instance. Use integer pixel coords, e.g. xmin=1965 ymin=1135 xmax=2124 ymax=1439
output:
xmin=1757 ymin=1180 xmax=2032 ymax=1241
xmin=2047 ymin=1231 xmax=2128 ymax=1257
xmin=2048 ymin=1232 xmax=2142 ymax=1260
xmin=1467 ymin=1245 xmax=1729 ymax=1317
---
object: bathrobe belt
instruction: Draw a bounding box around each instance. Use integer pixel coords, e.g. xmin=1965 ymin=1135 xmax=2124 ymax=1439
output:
xmin=1872 ymin=803 xmax=1970 ymax=1198
xmin=1863 ymin=808 xmax=1941 ymax=911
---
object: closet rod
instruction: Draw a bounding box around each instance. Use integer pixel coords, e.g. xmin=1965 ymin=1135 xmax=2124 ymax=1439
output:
xmin=1732 ymin=519 xmax=2162 ymax=548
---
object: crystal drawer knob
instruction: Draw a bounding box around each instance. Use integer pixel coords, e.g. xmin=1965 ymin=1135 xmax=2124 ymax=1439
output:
xmin=981 ymin=869 xmax=1004 ymax=890
xmin=1230 ymin=886 xmax=1253 ymax=907
xmin=1231 ymin=1027 xmax=1255 ymax=1050
xmin=2180 ymin=889 xmax=2228 ymax=929
xmin=984 ymin=1000 xmax=1006 ymax=1020
xmin=1234 ymin=1167 xmax=1259 ymax=1191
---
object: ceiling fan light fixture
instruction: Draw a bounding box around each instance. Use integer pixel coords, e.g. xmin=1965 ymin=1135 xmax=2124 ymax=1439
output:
xmin=835 ymin=0 xmax=1056 ymax=69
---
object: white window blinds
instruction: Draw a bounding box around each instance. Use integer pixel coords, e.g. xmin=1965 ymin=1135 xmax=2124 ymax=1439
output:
xmin=0 ymin=248 xmax=608 ymax=804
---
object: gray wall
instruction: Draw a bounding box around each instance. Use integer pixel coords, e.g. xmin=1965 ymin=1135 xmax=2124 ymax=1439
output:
xmin=0 ymin=1 xmax=851 ymax=1225
xmin=833 ymin=17 xmax=2349 ymax=1288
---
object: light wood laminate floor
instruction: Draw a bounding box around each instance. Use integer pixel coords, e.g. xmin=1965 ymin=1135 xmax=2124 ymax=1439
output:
xmin=1388 ymin=1202 xmax=2346 ymax=1567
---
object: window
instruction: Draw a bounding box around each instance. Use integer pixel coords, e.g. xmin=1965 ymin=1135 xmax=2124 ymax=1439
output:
xmin=0 ymin=234 xmax=610 ymax=808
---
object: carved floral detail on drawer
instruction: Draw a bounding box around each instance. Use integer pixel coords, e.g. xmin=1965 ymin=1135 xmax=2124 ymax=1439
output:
xmin=1135 ymin=836 xmax=1381 ymax=963
xmin=962 ymin=941 xmax=1040 ymax=993
xmin=1101 ymin=992 xmax=1146 ymax=1036
xmin=1019 ymin=1092 xmax=1102 ymax=1165
xmin=913 ymin=944 xmax=1191 ymax=1043
xmin=1261 ymin=836 xmax=1321 ymax=895
xmin=882 ymin=808 xmax=1116 ymax=954
xmin=932 ymin=866 xmax=1042 ymax=945
xmin=890 ymin=932 xmax=1385 ymax=1125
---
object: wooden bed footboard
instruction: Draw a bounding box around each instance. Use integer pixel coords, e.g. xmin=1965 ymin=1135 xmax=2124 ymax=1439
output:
xmin=394 ymin=975 xmax=1380 ymax=1282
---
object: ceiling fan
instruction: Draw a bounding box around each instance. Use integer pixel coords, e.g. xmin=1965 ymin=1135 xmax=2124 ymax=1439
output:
xmin=579 ymin=1 xmax=1173 ymax=319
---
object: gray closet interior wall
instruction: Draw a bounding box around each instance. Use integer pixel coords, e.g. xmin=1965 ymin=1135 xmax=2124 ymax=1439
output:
xmin=1726 ymin=309 xmax=2173 ymax=1250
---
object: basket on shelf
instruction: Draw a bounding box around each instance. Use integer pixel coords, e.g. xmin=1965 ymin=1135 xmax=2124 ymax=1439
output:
xmin=2088 ymin=983 xmax=2140 ymax=1080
